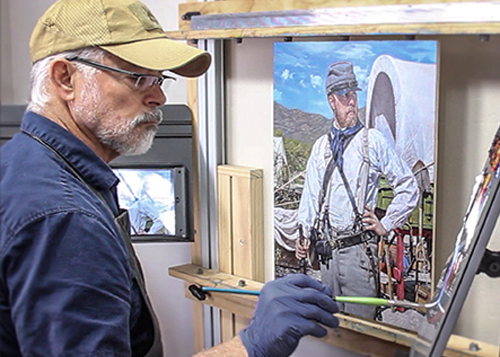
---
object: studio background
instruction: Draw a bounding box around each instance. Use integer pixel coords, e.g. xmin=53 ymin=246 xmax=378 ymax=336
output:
xmin=2 ymin=0 xmax=500 ymax=355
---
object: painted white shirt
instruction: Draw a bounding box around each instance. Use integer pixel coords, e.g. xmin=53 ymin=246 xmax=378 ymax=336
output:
xmin=298 ymin=127 xmax=419 ymax=234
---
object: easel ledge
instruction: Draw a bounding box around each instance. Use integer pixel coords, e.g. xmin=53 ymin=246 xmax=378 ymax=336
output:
xmin=169 ymin=263 xmax=499 ymax=357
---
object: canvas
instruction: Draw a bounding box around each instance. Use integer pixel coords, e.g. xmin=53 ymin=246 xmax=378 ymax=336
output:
xmin=411 ymin=125 xmax=500 ymax=356
xmin=273 ymin=40 xmax=439 ymax=328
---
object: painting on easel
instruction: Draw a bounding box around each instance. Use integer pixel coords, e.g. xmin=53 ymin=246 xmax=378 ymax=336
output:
xmin=273 ymin=40 xmax=439 ymax=328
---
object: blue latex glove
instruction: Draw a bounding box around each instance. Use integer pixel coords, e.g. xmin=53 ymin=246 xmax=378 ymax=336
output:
xmin=239 ymin=274 xmax=339 ymax=357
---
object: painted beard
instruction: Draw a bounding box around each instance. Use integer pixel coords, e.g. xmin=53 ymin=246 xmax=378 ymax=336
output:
xmin=334 ymin=108 xmax=358 ymax=128
xmin=73 ymin=77 xmax=163 ymax=156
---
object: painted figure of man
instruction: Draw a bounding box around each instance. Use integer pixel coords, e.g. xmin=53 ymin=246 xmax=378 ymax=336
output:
xmin=296 ymin=61 xmax=419 ymax=319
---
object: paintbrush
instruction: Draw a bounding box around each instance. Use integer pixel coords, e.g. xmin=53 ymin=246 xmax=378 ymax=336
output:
xmin=188 ymin=284 xmax=436 ymax=309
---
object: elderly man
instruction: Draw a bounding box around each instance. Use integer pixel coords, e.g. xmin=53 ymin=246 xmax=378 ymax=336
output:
xmin=296 ymin=61 xmax=419 ymax=319
xmin=0 ymin=0 xmax=339 ymax=356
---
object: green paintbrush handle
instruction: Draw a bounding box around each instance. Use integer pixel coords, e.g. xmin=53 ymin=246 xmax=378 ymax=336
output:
xmin=334 ymin=296 xmax=389 ymax=306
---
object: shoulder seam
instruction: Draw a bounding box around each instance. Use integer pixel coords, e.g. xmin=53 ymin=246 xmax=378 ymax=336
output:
xmin=1 ymin=208 xmax=113 ymax=256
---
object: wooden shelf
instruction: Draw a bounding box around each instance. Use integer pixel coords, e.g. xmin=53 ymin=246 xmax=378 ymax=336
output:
xmin=169 ymin=264 xmax=499 ymax=357
xmin=167 ymin=0 xmax=500 ymax=40
xmin=166 ymin=23 xmax=498 ymax=40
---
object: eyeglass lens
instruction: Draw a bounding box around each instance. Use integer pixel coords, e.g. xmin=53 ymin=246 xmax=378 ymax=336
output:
xmin=134 ymin=76 xmax=176 ymax=92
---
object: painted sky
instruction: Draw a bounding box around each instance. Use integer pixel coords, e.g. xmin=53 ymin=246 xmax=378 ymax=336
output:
xmin=274 ymin=40 xmax=438 ymax=119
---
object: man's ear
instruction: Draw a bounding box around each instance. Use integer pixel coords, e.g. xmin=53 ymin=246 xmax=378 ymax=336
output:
xmin=327 ymin=93 xmax=336 ymax=111
xmin=50 ymin=59 xmax=77 ymax=101
xmin=327 ymin=93 xmax=334 ymax=106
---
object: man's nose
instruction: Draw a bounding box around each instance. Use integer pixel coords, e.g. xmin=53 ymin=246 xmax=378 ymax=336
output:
xmin=347 ymin=92 xmax=356 ymax=105
xmin=144 ymin=85 xmax=167 ymax=107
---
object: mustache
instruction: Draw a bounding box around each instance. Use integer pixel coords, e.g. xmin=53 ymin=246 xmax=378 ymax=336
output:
xmin=132 ymin=108 xmax=163 ymax=126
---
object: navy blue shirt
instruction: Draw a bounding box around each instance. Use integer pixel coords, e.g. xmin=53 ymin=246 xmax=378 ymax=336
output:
xmin=0 ymin=112 xmax=153 ymax=356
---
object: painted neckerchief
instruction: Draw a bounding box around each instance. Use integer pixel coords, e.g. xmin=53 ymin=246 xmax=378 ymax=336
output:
xmin=329 ymin=119 xmax=363 ymax=169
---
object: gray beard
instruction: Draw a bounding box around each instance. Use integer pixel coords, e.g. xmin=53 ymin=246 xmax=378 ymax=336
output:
xmin=97 ymin=108 xmax=163 ymax=156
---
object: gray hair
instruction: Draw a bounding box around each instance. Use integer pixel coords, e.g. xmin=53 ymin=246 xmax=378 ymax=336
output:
xmin=27 ymin=47 xmax=106 ymax=113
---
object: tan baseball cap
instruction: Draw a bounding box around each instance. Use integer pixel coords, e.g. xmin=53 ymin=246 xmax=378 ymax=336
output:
xmin=29 ymin=0 xmax=211 ymax=77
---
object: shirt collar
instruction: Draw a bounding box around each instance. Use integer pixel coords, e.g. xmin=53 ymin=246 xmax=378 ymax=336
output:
xmin=21 ymin=111 xmax=119 ymax=191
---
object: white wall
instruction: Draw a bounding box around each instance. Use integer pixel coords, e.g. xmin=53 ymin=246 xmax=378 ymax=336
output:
xmin=1 ymin=1 xmax=195 ymax=356
xmin=0 ymin=0 xmax=49 ymax=104
xmin=225 ymin=35 xmax=500 ymax=355
xmin=0 ymin=0 xmax=188 ymax=105
xmin=436 ymin=35 xmax=500 ymax=344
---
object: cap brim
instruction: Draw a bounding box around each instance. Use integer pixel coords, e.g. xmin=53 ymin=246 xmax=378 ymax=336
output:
xmin=333 ymin=87 xmax=361 ymax=96
xmin=100 ymin=37 xmax=211 ymax=77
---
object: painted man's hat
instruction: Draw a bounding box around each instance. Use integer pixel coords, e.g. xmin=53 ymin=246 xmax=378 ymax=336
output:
xmin=325 ymin=61 xmax=361 ymax=96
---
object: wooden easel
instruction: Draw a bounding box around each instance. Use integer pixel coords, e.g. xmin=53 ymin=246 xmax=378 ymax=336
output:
xmin=169 ymin=0 xmax=500 ymax=354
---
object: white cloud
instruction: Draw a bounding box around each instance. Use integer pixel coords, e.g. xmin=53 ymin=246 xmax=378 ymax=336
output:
xmin=409 ymin=51 xmax=433 ymax=63
xmin=293 ymin=62 xmax=308 ymax=69
xmin=275 ymin=48 xmax=305 ymax=68
xmin=281 ymin=69 xmax=290 ymax=80
xmin=336 ymin=43 xmax=375 ymax=60
xmin=310 ymin=74 xmax=323 ymax=89
xmin=299 ymin=79 xmax=306 ymax=88
xmin=354 ymin=65 xmax=369 ymax=88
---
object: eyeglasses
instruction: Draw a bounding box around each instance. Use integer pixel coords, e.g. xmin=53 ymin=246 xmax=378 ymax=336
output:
xmin=65 ymin=55 xmax=176 ymax=91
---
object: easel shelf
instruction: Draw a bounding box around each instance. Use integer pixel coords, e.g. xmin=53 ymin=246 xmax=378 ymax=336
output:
xmin=169 ymin=264 xmax=499 ymax=357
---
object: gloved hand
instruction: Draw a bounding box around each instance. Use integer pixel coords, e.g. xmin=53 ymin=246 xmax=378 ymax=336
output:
xmin=239 ymin=274 xmax=339 ymax=357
